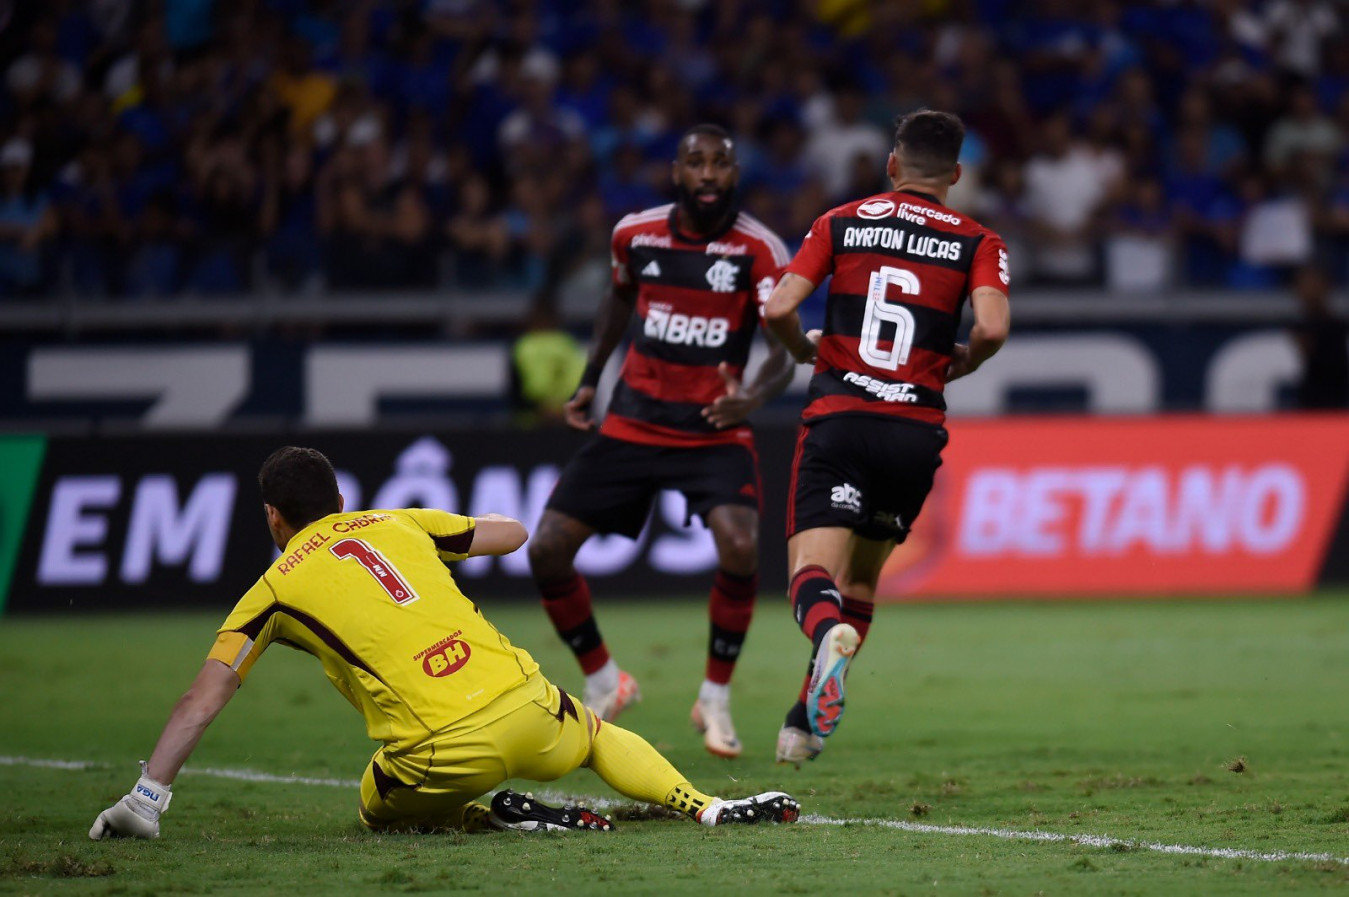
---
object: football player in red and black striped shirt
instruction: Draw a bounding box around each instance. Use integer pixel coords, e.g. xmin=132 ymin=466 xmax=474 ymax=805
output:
xmin=764 ymin=109 xmax=1011 ymax=765
xmin=527 ymin=125 xmax=795 ymax=758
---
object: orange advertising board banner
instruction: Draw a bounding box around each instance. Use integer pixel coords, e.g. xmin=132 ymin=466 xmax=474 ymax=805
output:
xmin=878 ymin=415 xmax=1349 ymax=599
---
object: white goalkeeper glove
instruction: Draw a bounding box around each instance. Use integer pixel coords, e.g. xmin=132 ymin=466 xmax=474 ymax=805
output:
xmin=89 ymin=762 xmax=173 ymax=840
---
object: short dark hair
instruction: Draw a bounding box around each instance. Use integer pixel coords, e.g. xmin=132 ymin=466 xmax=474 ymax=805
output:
xmin=258 ymin=446 xmax=340 ymax=529
xmin=893 ymin=109 xmax=965 ymax=178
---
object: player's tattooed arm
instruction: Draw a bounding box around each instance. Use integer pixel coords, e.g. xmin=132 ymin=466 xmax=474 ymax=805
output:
xmin=948 ymin=286 xmax=1010 ymax=381
xmin=566 ymin=282 xmax=638 ymax=431
xmin=702 ymin=335 xmax=794 ymax=429
xmin=764 ymin=273 xmax=822 ymax=365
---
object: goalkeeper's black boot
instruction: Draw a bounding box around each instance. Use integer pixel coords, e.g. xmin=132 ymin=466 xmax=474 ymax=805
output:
xmin=697 ymin=792 xmax=801 ymax=826
xmin=489 ymin=790 xmax=614 ymax=832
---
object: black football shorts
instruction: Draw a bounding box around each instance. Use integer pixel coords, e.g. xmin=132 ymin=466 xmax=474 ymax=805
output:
xmin=546 ymin=434 xmax=761 ymax=538
xmin=787 ymin=415 xmax=948 ymax=542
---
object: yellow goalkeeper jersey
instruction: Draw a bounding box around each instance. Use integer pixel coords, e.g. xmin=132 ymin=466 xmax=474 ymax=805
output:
xmin=207 ymin=508 xmax=541 ymax=750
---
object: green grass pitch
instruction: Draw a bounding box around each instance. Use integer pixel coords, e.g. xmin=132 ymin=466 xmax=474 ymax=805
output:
xmin=3 ymin=594 xmax=1349 ymax=895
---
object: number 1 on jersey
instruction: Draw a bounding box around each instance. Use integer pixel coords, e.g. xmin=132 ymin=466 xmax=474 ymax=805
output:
xmin=331 ymin=538 xmax=420 ymax=606
xmin=861 ymin=265 xmax=920 ymax=371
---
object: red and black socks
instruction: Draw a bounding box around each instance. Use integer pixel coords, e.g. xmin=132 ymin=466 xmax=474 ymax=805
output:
xmin=539 ymin=573 xmax=610 ymax=674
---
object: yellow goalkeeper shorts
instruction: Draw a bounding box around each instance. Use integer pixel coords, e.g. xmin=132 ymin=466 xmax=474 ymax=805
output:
xmin=358 ymin=675 xmax=598 ymax=831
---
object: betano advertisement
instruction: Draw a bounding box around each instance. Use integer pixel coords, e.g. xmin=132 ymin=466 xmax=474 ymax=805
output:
xmin=880 ymin=415 xmax=1349 ymax=598
xmin=1 ymin=416 xmax=1347 ymax=614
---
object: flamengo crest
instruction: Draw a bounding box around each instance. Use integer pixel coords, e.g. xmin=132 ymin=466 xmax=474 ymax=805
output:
xmin=705 ymin=259 xmax=739 ymax=292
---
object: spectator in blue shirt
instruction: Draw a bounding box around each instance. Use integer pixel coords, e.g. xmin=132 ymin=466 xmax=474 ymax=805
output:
xmin=0 ymin=139 xmax=58 ymax=296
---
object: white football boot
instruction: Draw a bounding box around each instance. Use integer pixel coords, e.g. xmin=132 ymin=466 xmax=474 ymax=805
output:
xmin=775 ymin=725 xmax=824 ymax=767
xmin=583 ymin=669 xmax=642 ymax=722
xmin=691 ymin=694 xmax=743 ymax=758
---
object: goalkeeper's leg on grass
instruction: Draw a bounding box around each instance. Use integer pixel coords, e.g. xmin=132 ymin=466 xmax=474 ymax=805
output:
xmin=585 ymin=717 xmax=799 ymax=825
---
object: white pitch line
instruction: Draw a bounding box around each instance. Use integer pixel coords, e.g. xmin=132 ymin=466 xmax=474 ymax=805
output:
xmin=800 ymin=814 xmax=1349 ymax=867
xmin=10 ymin=755 xmax=1346 ymax=867
xmin=184 ymin=766 xmax=360 ymax=789
xmin=0 ymin=755 xmax=360 ymax=788
xmin=0 ymin=756 xmax=96 ymax=771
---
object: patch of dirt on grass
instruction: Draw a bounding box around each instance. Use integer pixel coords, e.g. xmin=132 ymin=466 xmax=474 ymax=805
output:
xmin=1 ymin=855 xmax=115 ymax=878
xmin=1319 ymin=806 xmax=1349 ymax=824
xmin=852 ymin=780 xmax=899 ymax=799
xmin=607 ymin=802 xmax=683 ymax=822
xmin=1077 ymin=774 xmax=1160 ymax=795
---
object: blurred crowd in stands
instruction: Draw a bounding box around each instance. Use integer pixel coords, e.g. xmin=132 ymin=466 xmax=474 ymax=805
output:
xmin=0 ymin=0 xmax=1345 ymax=302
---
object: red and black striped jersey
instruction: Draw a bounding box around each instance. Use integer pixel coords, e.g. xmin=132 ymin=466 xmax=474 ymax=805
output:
xmin=604 ymin=203 xmax=790 ymax=447
xmin=785 ymin=189 xmax=1009 ymax=427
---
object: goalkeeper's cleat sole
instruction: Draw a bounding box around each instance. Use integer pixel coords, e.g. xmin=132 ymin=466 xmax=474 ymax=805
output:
xmin=697 ymin=792 xmax=800 ymax=826
xmin=584 ymin=669 xmax=642 ymax=723
xmin=489 ymin=790 xmax=614 ymax=832
xmin=691 ymin=696 xmax=742 ymax=759
xmin=806 ymin=623 xmax=859 ymax=738
xmin=775 ymin=724 xmax=824 ymax=767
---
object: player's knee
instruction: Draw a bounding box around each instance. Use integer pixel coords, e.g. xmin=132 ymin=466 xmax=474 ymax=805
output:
xmin=526 ymin=534 xmax=554 ymax=570
xmin=358 ymin=803 xmax=389 ymax=832
xmin=836 ymin=578 xmax=876 ymax=604
xmin=717 ymin=533 xmax=758 ymax=577
xmin=527 ymin=523 xmax=565 ymax=573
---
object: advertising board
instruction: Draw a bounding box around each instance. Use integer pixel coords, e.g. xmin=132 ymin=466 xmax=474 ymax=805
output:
xmin=3 ymin=416 xmax=1347 ymax=613
xmin=4 ymin=430 xmax=791 ymax=612
xmin=881 ymin=416 xmax=1349 ymax=598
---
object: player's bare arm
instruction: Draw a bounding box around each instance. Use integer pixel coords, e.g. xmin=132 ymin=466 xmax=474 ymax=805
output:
xmin=701 ymin=336 xmax=794 ymax=429
xmin=90 ymin=658 xmax=239 ymax=839
xmin=466 ymin=514 xmax=528 ymax=556
xmin=145 ymin=659 xmax=240 ymax=783
xmin=566 ymin=281 xmax=637 ymax=431
xmin=764 ymin=273 xmax=824 ymax=364
xmin=947 ymin=285 xmax=1010 ymax=381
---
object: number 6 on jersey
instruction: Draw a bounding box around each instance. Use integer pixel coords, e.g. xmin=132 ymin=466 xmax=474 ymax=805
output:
xmin=860 ymin=266 xmax=919 ymax=371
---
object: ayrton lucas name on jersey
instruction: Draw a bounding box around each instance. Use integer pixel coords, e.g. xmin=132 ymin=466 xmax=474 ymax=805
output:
xmin=841 ymin=225 xmax=964 ymax=262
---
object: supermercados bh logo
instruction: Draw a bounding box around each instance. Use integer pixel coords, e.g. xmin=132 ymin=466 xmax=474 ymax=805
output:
xmin=415 ymin=631 xmax=471 ymax=677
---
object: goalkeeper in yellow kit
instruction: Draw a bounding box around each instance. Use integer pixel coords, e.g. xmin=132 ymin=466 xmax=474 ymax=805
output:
xmin=90 ymin=446 xmax=798 ymax=838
